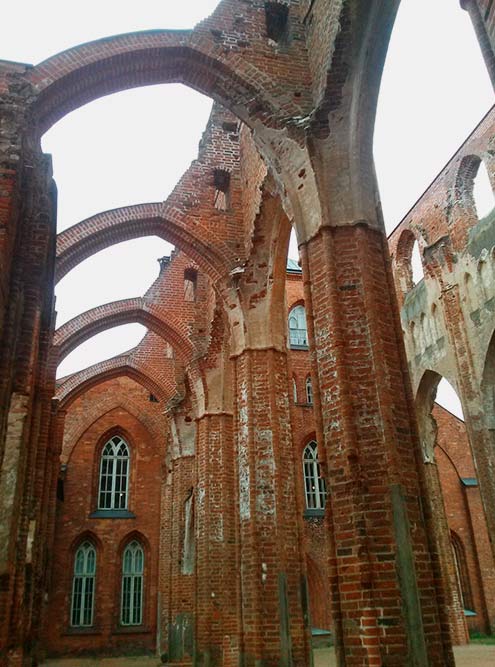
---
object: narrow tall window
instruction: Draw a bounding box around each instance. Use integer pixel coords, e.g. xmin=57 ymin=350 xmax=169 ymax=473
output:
xmin=288 ymin=305 xmax=308 ymax=348
xmin=303 ymin=441 xmax=326 ymax=510
xmin=306 ymin=376 xmax=313 ymax=404
xmin=98 ymin=436 xmax=130 ymax=510
xmin=71 ymin=542 xmax=96 ymax=627
xmin=451 ymin=532 xmax=474 ymax=611
xmin=213 ymin=169 xmax=231 ymax=210
xmin=184 ymin=268 xmax=197 ymax=302
xmin=121 ymin=541 xmax=144 ymax=625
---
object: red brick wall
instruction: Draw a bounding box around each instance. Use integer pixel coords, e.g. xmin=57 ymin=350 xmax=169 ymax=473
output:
xmin=44 ymin=382 xmax=164 ymax=657
xmin=434 ymin=404 xmax=495 ymax=633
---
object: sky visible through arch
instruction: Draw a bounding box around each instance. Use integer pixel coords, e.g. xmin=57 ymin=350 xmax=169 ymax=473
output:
xmin=1 ymin=0 xmax=493 ymax=418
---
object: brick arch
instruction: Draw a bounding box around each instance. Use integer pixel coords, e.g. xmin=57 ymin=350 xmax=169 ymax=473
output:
xmin=56 ymin=203 xmax=227 ymax=284
xmin=53 ymin=297 xmax=193 ymax=364
xmin=26 ymin=33 xmax=284 ymax=136
xmin=62 ymin=394 xmax=166 ymax=465
xmin=57 ymin=354 xmax=173 ymax=408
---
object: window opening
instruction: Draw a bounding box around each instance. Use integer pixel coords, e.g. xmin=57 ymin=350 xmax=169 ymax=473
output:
xmin=213 ymin=169 xmax=231 ymax=210
xmin=306 ymin=376 xmax=313 ymax=404
xmin=265 ymin=1 xmax=289 ymax=43
xmin=288 ymin=305 xmax=308 ymax=347
xmin=184 ymin=268 xmax=198 ymax=302
xmin=451 ymin=533 xmax=474 ymax=611
xmin=121 ymin=540 xmax=144 ymax=625
xmin=411 ymin=240 xmax=424 ymax=285
xmin=303 ymin=441 xmax=326 ymax=510
xmin=473 ymin=160 xmax=495 ymax=219
xmin=71 ymin=542 xmax=96 ymax=627
xmin=98 ymin=436 xmax=130 ymax=510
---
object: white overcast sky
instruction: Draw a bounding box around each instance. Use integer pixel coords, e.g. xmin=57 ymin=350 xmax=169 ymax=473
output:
xmin=2 ymin=0 xmax=493 ymax=418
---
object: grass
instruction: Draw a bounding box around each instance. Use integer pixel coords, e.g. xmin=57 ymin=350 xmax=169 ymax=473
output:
xmin=469 ymin=632 xmax=495 ymax=645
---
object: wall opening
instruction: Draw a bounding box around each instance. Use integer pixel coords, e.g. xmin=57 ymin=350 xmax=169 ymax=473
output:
xmin=473 ymin=159 xmax=495 ymax=219
xmin=411 ymin=240 xmax=424 ymax=285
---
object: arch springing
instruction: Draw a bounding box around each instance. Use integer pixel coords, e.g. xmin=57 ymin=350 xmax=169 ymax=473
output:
xmin=71 ymin=541 xmax=96 ymax=627
xmin=98 ymin=436 xmax=130 ymax=510
xmin=121 ymin=540 xmax=144 ymax=626
xmin=302 ymin=441 xmax=326 ymax=510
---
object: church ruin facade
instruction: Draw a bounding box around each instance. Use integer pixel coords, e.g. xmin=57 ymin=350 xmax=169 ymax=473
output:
xmin=1 ymin=2 xmax=495 ymax=665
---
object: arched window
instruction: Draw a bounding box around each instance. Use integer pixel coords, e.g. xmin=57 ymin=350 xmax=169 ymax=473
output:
xmin=288 ymin=305 xmax=308 ymax=348
xmin=451 ymin=532 xmax=474 ymax=612
xmin=98 ymin=436 xmax=130 ymax=510
xmin=71 ymin=541 xmax=96 ymax=627
xmin=306 ymin=376 xmax=313 ymax=404
xmin=121 ymin=540 xmax=144 ymax=626
xmin=302 ymin=441 xmax=326 ymax=510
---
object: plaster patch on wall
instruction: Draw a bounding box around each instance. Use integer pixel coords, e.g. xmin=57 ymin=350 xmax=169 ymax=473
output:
xmin=255 ymin=428 xmax=276 ymax=516
xmin=238 ymin=398 xmax=250 ymax=520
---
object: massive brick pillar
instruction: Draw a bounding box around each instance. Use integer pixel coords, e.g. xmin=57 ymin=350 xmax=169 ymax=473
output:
xmin=195 ymin=411 xmax=239 ymax=667
xmin=0 ymin=119 xmax=57 ymax=664
xmin=232 ymin=347 xmax=311 ymax=667
xmin=159 ymin=411 xmax=196 ymax=665
xmin=299 ymin=223 xmax=454 ymax=666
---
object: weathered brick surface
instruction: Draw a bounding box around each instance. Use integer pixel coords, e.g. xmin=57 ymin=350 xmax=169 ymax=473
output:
xmin=389 ymin=106 xmax=495 ymax=582
xmin=1 ymin=2 xmax=495 ymax=665
xmin=43 ymin=397 xmax=162 ymax=657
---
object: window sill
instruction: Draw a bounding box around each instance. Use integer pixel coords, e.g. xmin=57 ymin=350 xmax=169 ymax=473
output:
xmin=63 ymin=627 xmax=102 ymax=636
xmin=113 ymin=625 xmax=151 ymax=635
xmin=303 ymin=508 xmax=325 ymax=519
xmin=290 ymin=344 xmax=309 ymax=351
xmin=89 ymin=510 xmax=136 ymax=519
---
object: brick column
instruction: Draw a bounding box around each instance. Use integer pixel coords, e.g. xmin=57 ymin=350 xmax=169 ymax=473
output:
xmin=0 ymin=138 xmax=56 ymax=665
xmin=461 ymin=0 xmax=495 ymax=90
xmin=300 ymin=224 xmax=454 ymax=666
xmin=195 ymin=412 xmax=240 ymax=667
xmin=159 ymin=414 xmax=196 ymax=665
xmin=233 ymin=347 xmax=311 ymax=667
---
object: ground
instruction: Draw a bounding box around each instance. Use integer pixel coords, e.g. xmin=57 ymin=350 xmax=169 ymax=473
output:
xmin=40 ymin=644 xmax=495 ymax=666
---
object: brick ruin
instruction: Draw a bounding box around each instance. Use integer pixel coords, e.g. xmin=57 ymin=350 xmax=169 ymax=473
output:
xmin=0 ymin=1 xmax=494 ymax=665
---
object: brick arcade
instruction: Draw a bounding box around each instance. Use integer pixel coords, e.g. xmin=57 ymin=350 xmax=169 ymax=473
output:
xmin=1 ymin=2 xmax=495 ymax=666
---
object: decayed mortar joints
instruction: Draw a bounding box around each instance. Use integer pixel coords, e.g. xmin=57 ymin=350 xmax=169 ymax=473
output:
xmin=1 ymin=1 xmax=495 ymax=666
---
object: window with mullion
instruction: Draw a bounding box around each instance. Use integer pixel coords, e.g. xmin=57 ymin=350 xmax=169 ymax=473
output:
xmin=70 ymin=542 xmax=96 ymax=627
xmin=121 ymin=541 xmax=144 ymax=625
xmin=302 ymin=441 xmax=326 ymax=510
xmin=98 ymin=437 xmax=129 ymax=510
